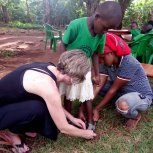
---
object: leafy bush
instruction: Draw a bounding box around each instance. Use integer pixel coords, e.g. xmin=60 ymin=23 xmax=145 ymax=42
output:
xmin=123 ymin=0 xmax=153 ymax=28
xmin=8 ymin=21 xmax=43 ymax=29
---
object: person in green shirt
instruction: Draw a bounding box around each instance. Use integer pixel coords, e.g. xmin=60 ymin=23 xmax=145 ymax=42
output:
xmin=128 ymin=23 xmax=153 ymax=63
xmin=130 ymin=21 xmax=141 ymax=39
xmin=59 ymin=1 xmax=122 ymax=131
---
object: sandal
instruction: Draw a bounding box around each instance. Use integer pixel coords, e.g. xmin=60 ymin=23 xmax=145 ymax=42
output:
xmin=0 ymin=140 xmax=12 ymax=152
xmin=0 ymin=131 xmax=31 ymax=153
xmin=0 ymin=132 xmax=12 ymax=152
xmin=11 ymin=142 xmax=32 ymax=153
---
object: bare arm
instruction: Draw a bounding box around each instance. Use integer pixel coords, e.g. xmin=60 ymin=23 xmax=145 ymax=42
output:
xmin=92 ymin=53 xmax=100 ymax=85
xmin=93 ymin=78 xmax=129 ymax=121
xmin=93 ymin=74 xmax=108 ymax=97
xmin=63 ymin=109 xmax=86 ymax=129
xmin=95 ymin=78 xmax=129 ymax=111
xmin=23 ymin=71 xmax=96 ymax=139
xmin=42 ymin=87 xmax=91 ymax=138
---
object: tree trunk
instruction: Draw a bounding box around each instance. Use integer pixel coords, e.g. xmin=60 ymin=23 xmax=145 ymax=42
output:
xmin=25 ymin=0 xmax=32 ymax=22
xmin=149 ymin=8 xmax=153 ymax=21
xmin=43 ymin=0 xmax=51 ymax=24
xmin=84 ymin=0 xmax=100 ymax=16
xmin=1 ymin=5 xmax=9 ymax=23
xmin=118 ymin=0 xmax=132 ymax=29
xmin=0 ymin=6 xmax=3 ymax=22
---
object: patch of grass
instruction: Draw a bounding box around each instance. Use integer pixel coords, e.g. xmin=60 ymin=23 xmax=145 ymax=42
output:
xmin=0 ymin=27 xmax=8 ymax=32
xmin=29 ymin=98 xmax=153 ymax=153
xmin=8 ymin=21 xmax=43 ymax=29
xmin=0 ymin=50 xmax=17 ymax=57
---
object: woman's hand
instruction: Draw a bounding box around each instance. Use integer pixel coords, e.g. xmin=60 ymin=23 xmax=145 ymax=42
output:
xmin=84 ymin=130 xmax=97 ymax=139
xmin=71 ymin=118 xmax=86 ymax=129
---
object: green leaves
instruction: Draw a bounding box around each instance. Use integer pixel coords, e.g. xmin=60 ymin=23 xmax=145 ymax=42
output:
xmin=1 ymin=0 xmax=152 ymax=28
xmin=123 ymin=0 xmax=153 ymax=27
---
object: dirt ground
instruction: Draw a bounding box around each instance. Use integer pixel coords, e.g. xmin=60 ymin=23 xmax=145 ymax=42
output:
xmin=0 ymin=28 xmax=61 ymax=78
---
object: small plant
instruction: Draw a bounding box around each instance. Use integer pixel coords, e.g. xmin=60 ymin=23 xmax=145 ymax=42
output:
xmin=8 ymin=21 xmax=43 ymax=29
xmin=0 ymin=50 xmax=17 ymax=57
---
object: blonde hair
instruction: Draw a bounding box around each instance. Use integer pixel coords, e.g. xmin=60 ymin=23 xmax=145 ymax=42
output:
xmin=57 ymin=50 xmax=91 ymax=84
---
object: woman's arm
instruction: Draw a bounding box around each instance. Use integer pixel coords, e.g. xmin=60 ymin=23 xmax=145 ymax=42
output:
xmin=41 ymin=82 xmax=96 ymax=139
xmin=23 ymin=71 xmax=96 ymax=139
xmin=63 ymin=109 xmax=86 ymax=129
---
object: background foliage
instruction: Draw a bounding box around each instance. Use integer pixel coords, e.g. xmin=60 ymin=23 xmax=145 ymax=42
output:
xmin=0 ymin=0 xmax=153 ymax=28
xmin=123 ymin=0 xmax=153 ymax=28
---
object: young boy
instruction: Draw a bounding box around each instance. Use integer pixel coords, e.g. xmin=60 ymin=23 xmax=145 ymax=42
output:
xmin=130 ymin=21 xmax=141 ymax=39
xmin=59 ymin=1 xmax=122 ymax=131
xmin=93 ymin=32 xmax=153 ymax=130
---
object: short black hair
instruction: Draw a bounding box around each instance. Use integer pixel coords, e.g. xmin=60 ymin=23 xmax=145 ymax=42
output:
xmin=141 ymin=23 xmax=153 ymax=33
xmin=148 ymin=20 xmax=153 ymax=26
xmin=95 ymin=1 xmax=122 ymax=28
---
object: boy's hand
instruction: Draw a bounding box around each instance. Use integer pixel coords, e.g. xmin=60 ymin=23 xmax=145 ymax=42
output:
xmin=93 ymin=75 xmax=100 ymax=86
xmin=93 ymin=108 xmax=100 ymax=122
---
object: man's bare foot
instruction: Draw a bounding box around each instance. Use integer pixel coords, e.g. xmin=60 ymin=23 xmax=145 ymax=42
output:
xmin=25 ymin=132 xmax=37 ymax=138
xmin=93 ymin=109 xmax=100 ymax=122
xmin=125 ymin=113 xmax=142 ymax=131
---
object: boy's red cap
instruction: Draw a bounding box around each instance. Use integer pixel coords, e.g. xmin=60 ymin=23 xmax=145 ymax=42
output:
xmin=104 ymin=32 xmax=131 ymax=56
xmin=104 ymin=46 xmax=112 ymax=54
